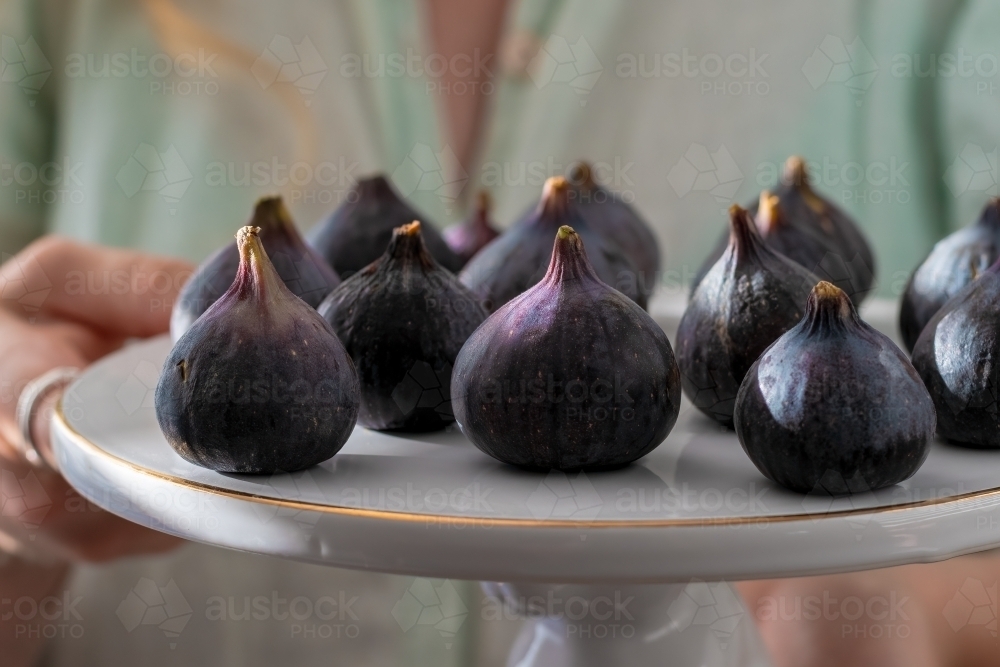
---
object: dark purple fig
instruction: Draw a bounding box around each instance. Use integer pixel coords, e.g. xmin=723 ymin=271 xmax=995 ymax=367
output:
xmin=452 ymin=225 xmax=681 ymax=471
xmin=170 ymin=196 xmax=340 ymax=340
xmin=459 ymin=176 xmax=644 ymax=312
xmin=318 ymin=221 xmax=487 ymax=432
xmin=156 ymin=226 xmax=360 ymax=474
xmin=444 ymin=190 xmax=501 ymax=267
xmin=900 ymin=199 xmax=1000 ymax=352
xmin=307 ymin=175 xmax=463 ymax=277
xmin=677 ymin=204 xmax=819 ymax=428
xmin=911 ymin=258 xmax=1000 ymax=448
xmin=735 ymin=281 xmax=934 ymax=494
xmin=692 ymin=157 xmax=876 ymax=305
xmin=567 ymin=160 xmax=661 ymax=291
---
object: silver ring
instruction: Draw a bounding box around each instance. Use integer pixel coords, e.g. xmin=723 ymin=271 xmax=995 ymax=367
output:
xmin=15 ymin=366 xmax=80 ymax=469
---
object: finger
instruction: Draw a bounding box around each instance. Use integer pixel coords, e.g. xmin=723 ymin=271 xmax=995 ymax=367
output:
xmin=0 ymin=236 xmax=194 ymax=337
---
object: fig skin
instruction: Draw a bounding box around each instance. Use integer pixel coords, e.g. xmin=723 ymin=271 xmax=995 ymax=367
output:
xmin=734 ymin=282 xmax=935 ymax=494
xmin=452 ymin=225 xmax=681 ymax=471
xmin=308 ymin=175 xmax=463 ymax=277
xmin=567 ymin=161 xmax=661 ymax=291
xmin=460 ymin=176 xmax=644 ymax=312
xmin=444 ymin=190 xmax=501 ymax=267
xmin=677 ymin=204 xmax=819 ymax=428
xmin=911 ymin=258 xmax=1000 ymax=448
xmin=156 ymin=226 xmax=361 ymax=474
xmin=899 ymin=199 xmax=1000 ymax=352
xmin=170 ymin=196 xmax=340 ymax=341
xmin=318 ymin=221 xmax=487 ymax=432
xmin=692 ymin=156 xmax=876 ymax=305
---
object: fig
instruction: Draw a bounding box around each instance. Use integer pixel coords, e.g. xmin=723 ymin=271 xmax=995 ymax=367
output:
xmin=734 ymin=281 xmax=935 ymax=493
xmin=460 ymin=176 xmax=644 ymax=312
xmin=567 ymin=161 xmax=661 ymax=287
xmin=318 ymin=221 xmax=487 ymax=432
xmin=307 ymin=175 xmax=463 ymax=277
xmin=911 ymin=257 xmax=1000 ymax=448
xmin=452 ymin=225 xmax=681 ymax=471
xmin=676 ymin=204 xmax=819 ymax=428
xmin=170 ymin=196 xmax=340 ymax=340
xmin=899 ymin=199 xmax=1000 ymax=352
xmin=444 ymin=190 xmax=501 ymax=267
xmin=155 ymin=226 xmax=361 ymax=474
xmin=692 ymin=156 xmax=876 ymax=305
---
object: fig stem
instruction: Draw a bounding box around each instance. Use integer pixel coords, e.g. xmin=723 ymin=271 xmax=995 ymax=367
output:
xmin=804 ymin=280 xmax=857 ymax=334
xmin=233 ymin=225 xmax=286 ymax=303
xmin=544 ymin=225 xmax=601 ymax=284
xmin=727 ymin=204 xmax=765 ymax=266
xmin=755 ymin=191 xmax=782 ymax=236
xmin=386 ymin=220 xmax=436 ymax=268
xmin=783 ymin=156 xmax=809 ymax=187
xmin=540 ymin=176 xmax=571 ymax=218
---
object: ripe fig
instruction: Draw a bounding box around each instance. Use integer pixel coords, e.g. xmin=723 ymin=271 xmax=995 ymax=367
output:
xmin=170 ymin=196 xmax=340 ymax=340
xmin=452 ymin=225 xmax=681 ymax=471
xmin=734 ymin=281 xmax=935 ymax=494
xmin=911 ymin=258 xmax=1000 ymax=448
xmin=677 ymin=204 xmax=819 ymax=428
xmin=567 ymin=160 xmax=661 ymax=287
xmin=460 ymin=176 xmax=644 ymax=312
xmin=444 ymin=190 xmax=501 ymax=267
xmin=307 ymin=175 xmax=463 ymax=277
xmin=899 ymin=199 xmax=1000 ymax=352
xmin=692 ymin=156 xmax=876 ymax=305
xmin=156 ymin=226 xmax=361 ymax=474
xmin=318 ymin=221 xmax=487 ymax=432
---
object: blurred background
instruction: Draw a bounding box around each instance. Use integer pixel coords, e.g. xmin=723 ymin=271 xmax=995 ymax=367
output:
xmin=1 ymin=0 xmax=999 ymax=665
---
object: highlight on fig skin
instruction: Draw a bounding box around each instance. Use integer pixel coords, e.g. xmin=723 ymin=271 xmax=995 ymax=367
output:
xmin=318 ymin=219 xmax=487 ymax=432
xmin=676 ymin=204 xmax=818 ymax=427
xmin=734 ymin=281 xmax=935 ymax=494
xmin=444 ymin=190 xmax=501 ymax=267
xmin=911 ymin=255 xmax=1000 ymax=448
xmin=899 ymin=198 xmax=1000 ymax=352
xmin=170 ymin=195 xmax=340 ymax=341
xmin=459 ymin=175 xmax=645 ymax=312
xmin=452 ymin=224 xmax=681 ymax=471
xmin=155 ymin=225 xmax=361 ymax=474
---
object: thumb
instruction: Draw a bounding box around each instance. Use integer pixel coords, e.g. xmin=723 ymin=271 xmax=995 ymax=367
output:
xmin=1 ymin=236 xmax=195 ymax=338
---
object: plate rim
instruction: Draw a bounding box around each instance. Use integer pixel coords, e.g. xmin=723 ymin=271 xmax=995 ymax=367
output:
xmin=54 ymin=401 xmax=1000 ymax=528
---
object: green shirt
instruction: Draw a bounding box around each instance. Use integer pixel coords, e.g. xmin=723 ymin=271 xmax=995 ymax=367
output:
xmin=3 ymin=0 xmax=999 ymax=297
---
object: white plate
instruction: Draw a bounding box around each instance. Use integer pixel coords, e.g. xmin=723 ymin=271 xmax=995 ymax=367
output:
xmin=50 ymin=297 xmax=1000 ymax=583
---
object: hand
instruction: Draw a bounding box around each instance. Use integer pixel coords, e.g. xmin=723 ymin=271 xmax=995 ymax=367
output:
xmin=0 ymin=235 xmax=193 ymax=562
xmin=738 ymin=549 xmax=1000 ymax=667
